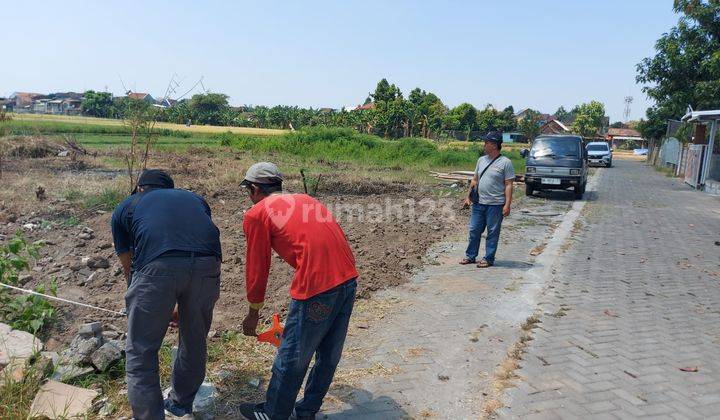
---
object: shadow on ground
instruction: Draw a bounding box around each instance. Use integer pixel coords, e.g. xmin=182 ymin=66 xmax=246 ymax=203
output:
xmin=322 ymin=385 xmax=410 ymax=419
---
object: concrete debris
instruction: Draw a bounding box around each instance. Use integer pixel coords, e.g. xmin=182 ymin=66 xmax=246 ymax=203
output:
xmin=102 ymin=329 xmax=121 ymax=340
xmin=248 ymin=377 xmax=261 ymax=389
xmin=41 ymin=351 xmax=61 ymax=367
xmin=78 ymin=322 xmax=103 ymax=338
xmin=91 ymin=342 xmax=123 ymax=372
xmin=29 ymin=380 xmax=100 ymax=419
xmin=23 ymin=222 xmax=39 ymax=231
xmin=164 ymin=381 xmax=218 ymax=420
xmin=0 ymin=323 xmax=44 ymax=365
xmin=193 ymin=382 xmax=218 ymax=420
xmin=54 ymin=322 xmax=127 ymax=382
xmin=99 ymin=401 xmax=116 ymax=417
xmin=1 ymin=357 xmax=29 ymax=383
xmin=78 ymin=232 xmax=94 ymax=240
xmin=51 ymin=364 xmax=95 ymax=382
xmin=61 ymin=335 xmax=102 ymax=365
xmin=86 ymin=256 xmax=110 ymax=269
xmin=215 ymin=370 xmax=231 ymax=381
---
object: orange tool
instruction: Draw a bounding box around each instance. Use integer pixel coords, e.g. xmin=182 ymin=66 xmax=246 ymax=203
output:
xmin=257 ymin=313 xmax=284 ymax=348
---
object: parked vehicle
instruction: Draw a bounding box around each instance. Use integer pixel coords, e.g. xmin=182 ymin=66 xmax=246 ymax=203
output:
xmin=586 ymin=141 xmax=613 ymax=167
xmin=521 ymin=135 xmax=588 ymax=199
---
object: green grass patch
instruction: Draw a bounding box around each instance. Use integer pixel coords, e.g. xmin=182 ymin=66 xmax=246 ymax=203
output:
xmin=62 ymin=186 xmax=125 ymax=211
xmin=0 ymin=354 xmax=49 ymax=419
xmin=63 ymin=188 xmax=84 ymax=202
xmin=66 ymin=134 xmax=222 ymax=151
xmin=221 ymin=127 xmax=525 ymax=173
xmin=83 ymin=187 xmax=126 ymax=211
xmin=61 ymin=215 xmax=81 ymax=227
xmin=0 ymin=119 xmax=192 ymax=138
xmin=100 ymin=156 xmax=127 ymax=169
xmin=654 ymin=165 xmax=677 ymax=178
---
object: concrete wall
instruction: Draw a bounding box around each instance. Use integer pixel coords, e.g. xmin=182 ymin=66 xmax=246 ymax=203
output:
xmin=709 ymin=153 xmax=720 ymax=182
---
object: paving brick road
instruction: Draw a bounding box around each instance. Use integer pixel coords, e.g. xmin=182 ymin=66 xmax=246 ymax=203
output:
xmin=321 ymin=183 xmax=577 ymax=418
xmin=499 ymin=158 xmax=720 ymax=419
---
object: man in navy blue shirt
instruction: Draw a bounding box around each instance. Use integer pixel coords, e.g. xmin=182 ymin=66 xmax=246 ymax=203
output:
xmin=111 ymin=169 xmax=222 ymax=420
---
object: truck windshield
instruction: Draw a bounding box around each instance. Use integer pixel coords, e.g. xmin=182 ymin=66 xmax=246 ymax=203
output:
xmin=587 ymin=144 xmax=609 ymax=152
xmin=531 ymin=138 xmax=580 ymax=158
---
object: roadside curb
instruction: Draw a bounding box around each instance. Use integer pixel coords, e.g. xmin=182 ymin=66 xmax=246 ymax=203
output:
xmin=482 ymin=168 xmax=604 ymax=418
xmin=521 ymin=168 xmax=604 ymax=302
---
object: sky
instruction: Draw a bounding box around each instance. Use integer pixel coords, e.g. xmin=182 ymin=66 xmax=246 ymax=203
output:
xmin=2 ymin=1 xmax=679 ymax=122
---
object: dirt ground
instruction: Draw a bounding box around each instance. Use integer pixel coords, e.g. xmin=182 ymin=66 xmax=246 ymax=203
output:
xmin=0 ymin=140 xmax=467 ymax=349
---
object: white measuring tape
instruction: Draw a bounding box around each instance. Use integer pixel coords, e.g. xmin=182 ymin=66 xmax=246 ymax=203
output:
xmin=0 ymin=281 xmax=126 ymax=316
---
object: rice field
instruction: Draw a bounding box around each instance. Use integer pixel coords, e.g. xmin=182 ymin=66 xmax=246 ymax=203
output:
xmin=7 ymin=113 xmax=287 ymax=136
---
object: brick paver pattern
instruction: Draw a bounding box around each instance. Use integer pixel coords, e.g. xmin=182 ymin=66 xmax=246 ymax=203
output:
xmin=500 ymin=159 xmax=720 ymax=419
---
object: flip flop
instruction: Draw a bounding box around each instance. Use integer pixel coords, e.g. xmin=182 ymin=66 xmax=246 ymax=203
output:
xmin=459 ymin=258 xmax=476 ymax=265
xmin=477 ymin=259 xmax=493 ymax=268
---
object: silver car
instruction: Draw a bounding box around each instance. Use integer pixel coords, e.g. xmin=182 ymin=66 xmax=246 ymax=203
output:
xmin=586 ymin=141 xmax=613 ymax=167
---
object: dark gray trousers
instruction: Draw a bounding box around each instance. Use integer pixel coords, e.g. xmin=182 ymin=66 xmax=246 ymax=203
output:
xmin=125 ymin=255 xmax=221 ymax=420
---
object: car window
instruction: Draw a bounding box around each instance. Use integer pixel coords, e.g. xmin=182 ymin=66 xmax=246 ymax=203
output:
xmin=587 ymin=144 xmax=609 ymax=151
xmin=531 ymin=138 xmax=580 ymax=158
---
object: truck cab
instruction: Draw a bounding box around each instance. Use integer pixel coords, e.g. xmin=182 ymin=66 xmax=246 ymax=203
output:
xmin=521 ymin=135 xmax=588 ymax=199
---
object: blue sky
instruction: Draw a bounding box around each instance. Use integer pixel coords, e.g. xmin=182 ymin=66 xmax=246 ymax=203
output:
xmin=2 ymin=1 xmax=678 ymax=121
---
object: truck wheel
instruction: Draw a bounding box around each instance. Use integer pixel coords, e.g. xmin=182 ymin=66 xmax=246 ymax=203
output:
xmin=573 ymin=185 xmax=584 ymax=199
xmin=525 ymin=184 xmax=534 ymax=197
xmin=607 ymin=159 xmax=612 ymax=168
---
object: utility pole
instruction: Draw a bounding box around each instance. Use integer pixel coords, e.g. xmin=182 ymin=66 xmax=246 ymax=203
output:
xmin=623 ymin=96 xmax=633 ymax=123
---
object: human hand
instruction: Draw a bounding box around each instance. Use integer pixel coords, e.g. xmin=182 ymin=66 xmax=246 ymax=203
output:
xmin=243 ymin=310 xmax=260 ymax=337
xmin=169 ymin=307 xmax=179 ymax=328
xmin=503 ymin=205 xmax=511 ymax=217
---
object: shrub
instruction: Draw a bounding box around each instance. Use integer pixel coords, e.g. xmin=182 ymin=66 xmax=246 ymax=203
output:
xmin=0 ymin=233 xmax=56 ymax=334
xmin=83 ymin=187 xmax=125 ymax=211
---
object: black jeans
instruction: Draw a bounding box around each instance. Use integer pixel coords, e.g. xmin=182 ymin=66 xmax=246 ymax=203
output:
xmin=125 ymin=255 xmax=221 ymax=420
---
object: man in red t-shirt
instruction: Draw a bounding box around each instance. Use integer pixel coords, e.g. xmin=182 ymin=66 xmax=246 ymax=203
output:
xmin=239 ymin=162 xmax=358 ymax=420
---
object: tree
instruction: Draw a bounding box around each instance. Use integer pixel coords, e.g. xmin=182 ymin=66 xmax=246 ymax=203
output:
xmin=571 ymin=101 xmax=606 ymax=138
xmin=81 ymin=90 xmax=114 ymax=117
xmin=498 ymin=106 xmax=517 ymax=132
xmin=476 ymin=106 xmax=497 ymax=134
xmin=370 ymin=78 xmax=401 ymax=104
xmin=518 ymin=110 xmax=542 ymax=142
xmin=406 ymin=91 xmax=446 ymax=138
xmin=476 ymin=105 xmax=517 ymax=134
xmin=161 ymin=100 xmax=192 ymax=124
xmin=426 ymin=100 xmax=447 ymax=137
xmin=554 ymin=106 xmax=571 ymax=123
xmin=407 ymin=88 xmax=426 ymax=137
xmin=188 ymin=93 xmax=230 ymax=125
xmin=446 ymin=103 xmax=477 ymax=135
xmin=122 ymin=99 xmax=158 ymax=192
xmin=636 ymin=0 xmax=720 ymax=140
xmin=369 ymin=79 xmax=406 ymax=138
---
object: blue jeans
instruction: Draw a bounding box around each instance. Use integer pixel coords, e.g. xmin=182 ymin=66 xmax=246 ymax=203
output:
xmin=264 ymin=278 xmax=357 ymax=419
xmin=465 ymin=203 xmax=504 ymax=264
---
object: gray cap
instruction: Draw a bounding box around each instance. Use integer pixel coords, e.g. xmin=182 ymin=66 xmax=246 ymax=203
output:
xmin=240 ymin=162 xmax=284 ymax=186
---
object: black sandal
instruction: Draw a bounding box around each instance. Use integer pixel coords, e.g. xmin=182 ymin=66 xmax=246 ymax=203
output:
xmin=477 ymin=259 xmax=493 ymax=268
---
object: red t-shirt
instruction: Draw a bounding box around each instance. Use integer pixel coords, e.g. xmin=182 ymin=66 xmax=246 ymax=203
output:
xmin=243 ymin=193 xmax=358 ymax=303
